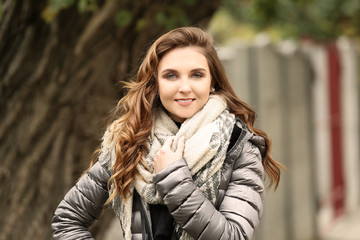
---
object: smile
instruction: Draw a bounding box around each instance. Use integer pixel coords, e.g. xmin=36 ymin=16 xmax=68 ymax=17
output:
xmin=176 ymin=99 xmax=194 ymax=103
xmin=175 ymin=98 xmax=195 ymax=106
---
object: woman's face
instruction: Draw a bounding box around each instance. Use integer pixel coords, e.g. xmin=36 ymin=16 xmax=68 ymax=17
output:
xmin=157 ymin=47 xmax=213 ymax=123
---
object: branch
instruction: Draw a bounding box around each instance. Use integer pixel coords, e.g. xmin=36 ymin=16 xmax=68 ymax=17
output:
xmin=74 ymin=0 xmax=122 ymax=55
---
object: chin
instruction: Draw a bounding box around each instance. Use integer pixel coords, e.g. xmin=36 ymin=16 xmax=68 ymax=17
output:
xmin=182 ymin=115 xmax=195 ymax=121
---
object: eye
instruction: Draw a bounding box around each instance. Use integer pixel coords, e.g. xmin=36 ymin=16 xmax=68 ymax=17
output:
xmin=164 ymin=73 xmax=177 ymax=79
xmin=192 ymin=72 xmax=203 ymax=78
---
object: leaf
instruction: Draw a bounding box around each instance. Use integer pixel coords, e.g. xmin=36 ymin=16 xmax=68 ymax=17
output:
xmin=155 ymin=7 xmax=190 ymax=30
xmin=114 ymin=9 xmax=132 ymax=27
xmin=41 ymin=6 xmax=57 ymax=23
xmin=49 ymin=0 xmax=75 ymax=12
xmin=78 ymin=0 xmax=98 ymax=13
xmin=135 ymin=18 xmax=147 ymax=32
xmin=41 ymin=0 xmax=75 ymax=22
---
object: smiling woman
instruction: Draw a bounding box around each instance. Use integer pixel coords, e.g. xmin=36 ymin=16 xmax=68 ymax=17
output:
xmin=51 ymin=27 xmax=285 ymax=240
xmin=157 ymin=47 xmax=214 ymax=123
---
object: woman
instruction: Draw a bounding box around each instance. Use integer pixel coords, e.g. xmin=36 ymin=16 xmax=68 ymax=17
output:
xmin=52 ymin=27 xmax=284 ymax=240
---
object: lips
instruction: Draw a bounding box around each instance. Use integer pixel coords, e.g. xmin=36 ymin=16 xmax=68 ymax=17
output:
xmin=176 ymin=98 xmax=194 ymax=103
xmin=175 ymin=98 xmax=194 ymax=106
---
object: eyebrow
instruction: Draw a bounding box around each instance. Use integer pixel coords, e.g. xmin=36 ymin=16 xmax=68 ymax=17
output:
xmin=160 ymin=68 xmax=207 ymax=74
xmin=191 ymin=68 xmax=207 ymax=72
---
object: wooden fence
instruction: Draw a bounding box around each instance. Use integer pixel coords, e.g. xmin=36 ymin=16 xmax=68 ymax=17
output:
xmin=219 ymin=35 xmax=360 ymax=240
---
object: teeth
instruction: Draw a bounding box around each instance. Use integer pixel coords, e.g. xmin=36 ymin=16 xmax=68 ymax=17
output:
xmin=177 ymin=99 xmax=193 ymax=102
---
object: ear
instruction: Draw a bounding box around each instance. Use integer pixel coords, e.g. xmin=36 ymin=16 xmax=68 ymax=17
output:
xmin=210 ymin=86 xmax=215 ymax=93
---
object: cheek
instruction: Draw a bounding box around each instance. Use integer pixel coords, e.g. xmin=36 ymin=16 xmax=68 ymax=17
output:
xmin=157 ymin=80 xmax=166 ymax=97
xmin=158 ymin=84 xmax=169 ymax=99
xmin=197 ymin=80 xmax=213 ymax=96
xmin=157 ymin=81 xmax=175 ymax=105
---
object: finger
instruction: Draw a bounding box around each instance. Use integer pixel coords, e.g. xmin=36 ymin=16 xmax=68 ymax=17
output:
xmin=163 ymin=136 xmax=175 ymax=150
xmin=175 ymin=136 xmax=185 ymax=155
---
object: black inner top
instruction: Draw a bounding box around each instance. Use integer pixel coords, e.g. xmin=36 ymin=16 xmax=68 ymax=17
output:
xmin=149 ymin=121 xmax=241 ymax=239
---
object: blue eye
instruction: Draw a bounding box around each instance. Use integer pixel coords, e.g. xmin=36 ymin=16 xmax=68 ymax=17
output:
xmin=165 ymin=73 xmax=177 ymax=79
xmin=193 ymin=73 xmax=203 ymax=78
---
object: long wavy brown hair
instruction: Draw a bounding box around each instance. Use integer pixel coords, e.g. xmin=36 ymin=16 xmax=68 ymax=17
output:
xmin=100 ymin=26 xmax=285 ymax=203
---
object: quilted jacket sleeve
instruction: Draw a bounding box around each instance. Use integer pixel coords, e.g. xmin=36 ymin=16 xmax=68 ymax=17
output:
xmin=153 ymin=140 xmax=265 ymax=240
xmin=51 ymin=152 xmax=112 ymax=240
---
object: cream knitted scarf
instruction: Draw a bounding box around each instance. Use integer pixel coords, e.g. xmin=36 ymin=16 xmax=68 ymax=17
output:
xmin=100 ymin=95 xmax=236 ymax=240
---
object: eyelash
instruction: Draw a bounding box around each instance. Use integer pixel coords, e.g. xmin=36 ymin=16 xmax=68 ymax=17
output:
xmin=164 ymin=73 xmax=177 ymax=79
xmin=163 ymin=72 xmax=203 ymax=79
xmin=192 ymin=73 xmax=203 ymax=78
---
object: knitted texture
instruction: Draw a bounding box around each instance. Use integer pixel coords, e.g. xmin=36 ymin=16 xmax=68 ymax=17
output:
xmin=100 ymin=94 xmax=236 ymax=239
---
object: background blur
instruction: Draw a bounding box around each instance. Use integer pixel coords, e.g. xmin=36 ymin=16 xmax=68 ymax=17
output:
xmin=1 ymin=0 xmax=359 ymax=239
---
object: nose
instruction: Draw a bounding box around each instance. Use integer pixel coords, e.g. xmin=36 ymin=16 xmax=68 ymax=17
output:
xmin=178 ymin=78 xmax=191 ymax=93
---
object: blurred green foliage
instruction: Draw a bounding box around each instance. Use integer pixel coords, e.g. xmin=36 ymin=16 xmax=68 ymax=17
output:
xmin=42 ymin=0 xmax=99 ymax=22
xmin=40 ymin=0 xmax=192 ymax=31
xmin=155 ymin=6 xmax=191 ymax=30
xmin=210 ymin=0 xmax=360 ymax=43
xmin=114 ymin=9 xmax=132 ymax=28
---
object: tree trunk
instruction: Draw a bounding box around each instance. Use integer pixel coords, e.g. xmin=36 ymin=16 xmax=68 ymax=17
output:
xmin=0 ymin=0 xmax=220 ymax=239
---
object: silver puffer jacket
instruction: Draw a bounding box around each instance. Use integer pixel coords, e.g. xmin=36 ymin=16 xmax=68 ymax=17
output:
xmin=51 ymin=120 xmax=266 ymax=240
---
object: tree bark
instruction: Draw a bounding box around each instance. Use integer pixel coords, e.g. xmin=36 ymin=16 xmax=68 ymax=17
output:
xmin=0 ymin=0 xmax=220 ymax=239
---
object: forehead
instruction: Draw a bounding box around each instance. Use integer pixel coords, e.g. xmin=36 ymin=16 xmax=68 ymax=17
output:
xmin=158 ymin=47 xmax=209 ymax=71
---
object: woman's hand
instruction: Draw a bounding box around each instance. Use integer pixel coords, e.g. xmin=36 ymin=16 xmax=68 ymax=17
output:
xmin=154 ymin=136 xmax=185 ymax=173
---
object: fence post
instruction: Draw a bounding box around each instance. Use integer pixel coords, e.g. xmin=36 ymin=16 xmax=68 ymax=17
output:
xmin=337 ymin=37 xmax=360 ymax=214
